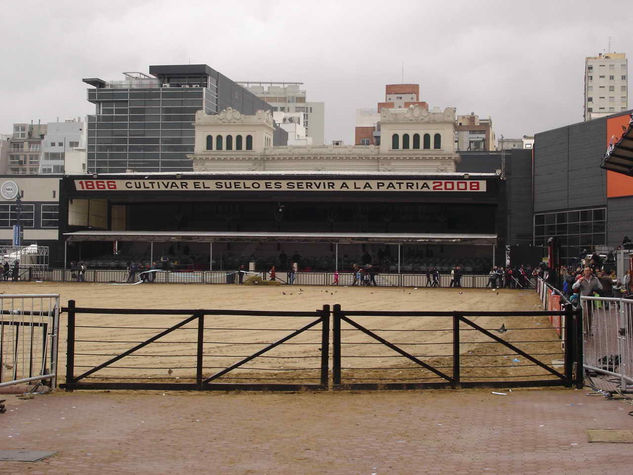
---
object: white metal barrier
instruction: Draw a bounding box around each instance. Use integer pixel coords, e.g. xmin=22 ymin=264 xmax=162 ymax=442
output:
xmin=0 ymin=294 xmax=60 ymax=389
xmin=581 ymin=295 xmax=633 ymax=391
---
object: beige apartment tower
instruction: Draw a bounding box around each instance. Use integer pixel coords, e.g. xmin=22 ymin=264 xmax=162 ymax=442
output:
xmin=584 ymin=52 xmax=628 ymax=121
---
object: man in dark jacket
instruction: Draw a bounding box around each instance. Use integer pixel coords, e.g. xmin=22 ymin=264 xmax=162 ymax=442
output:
xmin=12 ymin=260 xmax=19 ymax=281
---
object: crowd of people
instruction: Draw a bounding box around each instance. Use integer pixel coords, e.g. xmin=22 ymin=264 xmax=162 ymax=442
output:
xmin=2 ymin=260 xmax=20 ymax=281
xmin=485 ymin=265 xmax=535 ymax=289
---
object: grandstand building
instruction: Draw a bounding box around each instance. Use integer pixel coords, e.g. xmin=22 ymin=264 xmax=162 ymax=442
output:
xmin=57 ymin=105 xmax=511 ymax=272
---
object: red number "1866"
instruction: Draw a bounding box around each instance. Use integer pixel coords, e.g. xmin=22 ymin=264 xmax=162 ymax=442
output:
xmin=77 ymin=180 xmax=117 ymax=190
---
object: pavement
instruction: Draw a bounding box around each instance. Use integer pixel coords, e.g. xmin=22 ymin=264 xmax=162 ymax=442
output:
xmin=1 ymin=387 xmax=632 ymax=474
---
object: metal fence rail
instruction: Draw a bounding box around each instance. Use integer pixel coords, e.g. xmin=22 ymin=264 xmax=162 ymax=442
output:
xmin=580 ymin=295 xmax=633 ymax=391
xmin=536 ymin=278 xmax=571 ymax=337
xmin=28 ymin=269 xmax=534 ymax=289
xmin=0 ymin=294 xmax=60 ymax=388
xmin=62 ymin=300 xmax=582 ymax=391
xmin=331 ymin=304 xmax=581 ymax=390
xmin=62 ymin=301 xmax=330 ymax=391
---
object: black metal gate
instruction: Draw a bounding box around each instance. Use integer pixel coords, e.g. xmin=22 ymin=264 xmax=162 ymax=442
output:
xmin=331 ymin=304 xmax=582 ymax=390
xmin=62 ymin=301 xmax=329 ymax=391
xmin=61 ymin=301 xmax=582 ymax=391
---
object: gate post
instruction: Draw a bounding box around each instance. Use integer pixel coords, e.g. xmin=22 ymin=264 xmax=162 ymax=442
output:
xmin=563 ymin=304 xmax=574 ymax=387
xmin=196 ymin=311 xmax=204 ymax=389
xmin=65 ymin=300 xmax=76 ymax=391
xmin=333 ymin=304 xmax=342 ymax=387
xmin=452 ymin=312 xmax=461 ymax=388
xmin=574 ymin=306 xmax=584 ymax=389
xmin=320 ymin=305 xmax=330 ymax=389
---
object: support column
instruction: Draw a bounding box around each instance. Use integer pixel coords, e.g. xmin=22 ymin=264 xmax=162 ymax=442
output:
xmin=397 ymin=244 xmax=401 ymax=274
xmin=492 ymin=244 xmax=496 ymax=267
xmin=209 ymin=242 xmax=213 ymax=271
xmin=150 ymin=242 xmax=154 ymax=266
xmin=335 ymin=243 xmax=339 ymax=272
xmin=64 ymin=240 xmax=68 ymax=269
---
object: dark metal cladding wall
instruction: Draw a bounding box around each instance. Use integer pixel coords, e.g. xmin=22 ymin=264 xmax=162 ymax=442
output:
xmin=534 ymin=120 xmax=606 ymax=213
xmin=608 ymin=196 xmax=633 ymax=246
xmin=506 ymin=149 xmax=533 ymax=244
xmin=456 ymin=151 xmax=502 ymax=174
xmin=216 ymin=73 xmax=272 ymax=115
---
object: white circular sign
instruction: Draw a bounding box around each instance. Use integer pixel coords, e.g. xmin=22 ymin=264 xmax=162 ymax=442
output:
xmin=0 ymin=181 xmax=19 ymax=200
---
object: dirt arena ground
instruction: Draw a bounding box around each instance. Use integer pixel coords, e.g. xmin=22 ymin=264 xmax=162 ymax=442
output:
xmin=2 ymin=283 xmax=632 ymax=473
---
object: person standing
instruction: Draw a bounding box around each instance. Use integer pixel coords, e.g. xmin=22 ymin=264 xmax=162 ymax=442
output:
xmin=289 ymin=262 xmax=297 ymax=285
xmin=269 ymin=265 xmax=276 ymax=282
xmin=572 ymin=266 xmax=603 ymax=336
xmin=487 ymin=267 xmax=498 ymax=288
xmin=238 ymin=265 xmax=245 ymax=284
xmin=454 ymin=265 xmax=462 ymax=288
xmin=79 ymin=262 xmax=86 ymax=282
xmin=3 ymin=261 xmax=9 ymax=281
xmin=449 ymin=267 xmax=456 ymax=288
xmin=368 ymin=265 xmax=378 ymax=286
xmin=425 ymin=268 xmax=432 ymax=287
xmin=12 ymin=260 xmax=19 ymax=281
xmin=333 ymin=270 xmax=339 ymax=286
xmin=432 ymin=267 xmax=440 ymax=287
xmin=126 ymin=262 xmax=138 ymax=283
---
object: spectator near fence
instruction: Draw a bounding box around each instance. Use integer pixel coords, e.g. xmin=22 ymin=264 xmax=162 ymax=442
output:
xmin=454 ymin=265 xmax=462 ymax=288
xmin=572 ymin=266 xmax=603 ymax=336
xmin=432 ymin=268 xmax=440 ymax=287
xmin=3 ymin=261 xmax=9 ymax=281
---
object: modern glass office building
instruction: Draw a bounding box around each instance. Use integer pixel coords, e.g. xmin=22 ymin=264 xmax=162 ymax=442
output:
xmin=84 ymin=65 xmax=273 ymax=173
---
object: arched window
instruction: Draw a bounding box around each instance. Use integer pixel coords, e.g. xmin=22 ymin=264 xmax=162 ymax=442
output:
xmin=216 ymin=135 xmax=223 ymax=151
xmin=392 ymin=134 xmax=399 ymax=150
xmin=236 ymin=135 xmax=243 ymax=150
xmin=413 ymin=133 xmax=420 ymax=149
xmin=402 ymin=134 xmax=410 ymax=149
xmin=246 ymin=135 xmax=253 ymax=150
xmin=226 ymin=135 xmax=233 ymax=151
xmin=423 ymin=134 xmax=430 ymax=149
xmin=206 ymin=135 xmax=213 ymax=150
xmin=434 ymin=133 xmax=441 ymax=149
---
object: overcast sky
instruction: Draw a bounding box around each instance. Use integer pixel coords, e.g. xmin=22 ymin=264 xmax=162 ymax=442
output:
xmin=1 ymin=0 xmax=631 ymax=144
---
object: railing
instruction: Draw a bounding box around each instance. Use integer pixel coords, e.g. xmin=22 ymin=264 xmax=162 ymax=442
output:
xmin=62 ymin=301 xmax=582 ymax=391
xmin=0 ymin=294 xmax=60 ymax=388
xmin=29 ymin=269 xmax=531 ymax=289
xmin=536 ymin=277 xmax=571 ymax=337
xmin=331 ymin=305 xmax=581 ymax=390
xmin=62 ymin=301 xmax=330 ymax=391
xmin=580 ymin=295 xmax=633 ymax=392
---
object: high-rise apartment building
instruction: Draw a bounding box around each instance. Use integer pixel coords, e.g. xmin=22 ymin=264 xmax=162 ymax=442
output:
xmin=7 ymin=123 xmax=47 ymax=175
xmin=84 ymin=65 xmax=273 ymax=173
xmin=584 ymin=52 xmax=628 ymax=121
xmin=39 ymin=119 xmax=85 ymax=174
xmin=239 ymin=82 xmax=325 ymax=145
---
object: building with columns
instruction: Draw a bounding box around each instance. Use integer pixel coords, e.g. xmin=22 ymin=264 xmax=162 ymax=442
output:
xmin=355 ymin=84 xmax=495 ymax=151
xmin=191 ymin=106 xmax=458 ymax=173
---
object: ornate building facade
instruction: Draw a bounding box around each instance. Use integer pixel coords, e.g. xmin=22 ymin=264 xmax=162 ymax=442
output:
xmin=191 ymin=106 xmax=458 ymax=173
